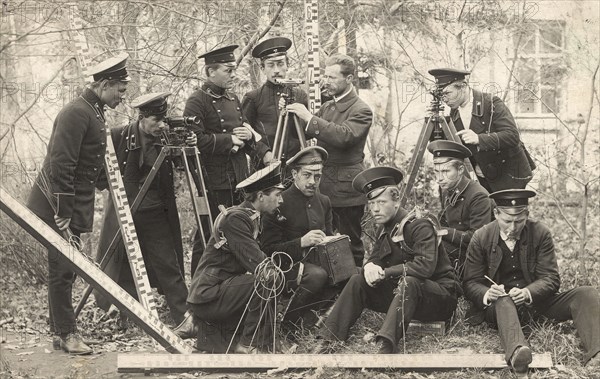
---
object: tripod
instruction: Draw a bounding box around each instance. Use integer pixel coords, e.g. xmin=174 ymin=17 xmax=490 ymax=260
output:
xmin=74 ymin=144 xmax=212 ymax=317
xmin=400 ymin=91 xmax=478 ymax=207
xmin=272 ymin=81 xmax=308 ymax=165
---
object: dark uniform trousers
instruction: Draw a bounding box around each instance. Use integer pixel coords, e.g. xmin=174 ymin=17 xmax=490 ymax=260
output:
xmin=332 ymin=205 xmax=365 ymax=266
xmin=321 ymin=272 xmax=456 ymax=349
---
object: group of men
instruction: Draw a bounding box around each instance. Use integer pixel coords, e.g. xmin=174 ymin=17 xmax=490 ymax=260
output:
xmin=27 ymin=35 xmax=598 ymax=377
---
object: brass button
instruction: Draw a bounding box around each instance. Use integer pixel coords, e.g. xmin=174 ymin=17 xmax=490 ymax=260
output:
xmin=220 ymin=119 xmax=224 ymax=122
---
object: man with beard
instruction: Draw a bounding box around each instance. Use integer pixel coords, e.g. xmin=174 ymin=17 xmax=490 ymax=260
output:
xmin=427 ymin=140 xmax=491 ymax=279
xmin=286 ymin=53 xmax=373 ymax=266
xmin=242 ymin=37 xmax=308 ymax=163
xmin=27 ymin=54 xmax=130 ymax=354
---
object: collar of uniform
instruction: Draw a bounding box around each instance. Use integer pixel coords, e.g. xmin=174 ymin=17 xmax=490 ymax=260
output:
xmin=265 ymin=80 xmax=283 ymax=91
xmin=124 ymin=121 xmax=142 ymax=151
xmin=290 ymin=182 xmax=314 ymax=200
xmin=329 ymin=86 xmax=358 ymax=113
xmin=81 ymin=88 xmax=106 ymax=116
xmin=445 ymin=175 xmax=470 ymax=206
xmin=471 ymin=89 xmax=485 ymax=117
xmin=498 ymin=220 xmax=529 ymax=245
xmin=202 ymin=81 xmax=233 ymax=100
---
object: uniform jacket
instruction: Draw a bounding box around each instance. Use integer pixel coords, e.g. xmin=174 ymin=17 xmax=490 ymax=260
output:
xmin=27 ymin=88 xmax=108 ymax=232
xmin=450 ymin=89 xmax=534 ymax=191
xmin=463 ymin=219 xmax=561 ymax=309
xmin=184 ymin=82 xmax=257 ymax=191
xmin=367 ymin=208 xmax=456 ymax=291
xmin=305 ymin=87 xmax=373 ymax=207
xmin=439 ymin=175 xmax=491 ymax=251
xmin=93 ymin=121 xmax=184 ymax=308
xmin=187 ymin=201 xmax=267 ymax=304
xmin=260 ymin=184 xmax=333 ymax=261
xmin=242 ymin=81 xmax=308 ymax=158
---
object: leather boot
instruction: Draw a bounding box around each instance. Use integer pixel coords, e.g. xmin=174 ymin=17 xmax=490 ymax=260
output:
xmin=60 ymin=333 xmax=93 ymax=355
xmin=173 ymin=310 xmax=198 ymax=340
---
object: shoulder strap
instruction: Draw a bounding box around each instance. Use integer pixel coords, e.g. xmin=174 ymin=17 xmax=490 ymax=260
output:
xmin=213 ymin=205 xmax=260 ymax=249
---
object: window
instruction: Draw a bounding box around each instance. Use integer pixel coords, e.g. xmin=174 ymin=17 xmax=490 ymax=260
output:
xmin=513 ymin=20 xmax=565 ymax=115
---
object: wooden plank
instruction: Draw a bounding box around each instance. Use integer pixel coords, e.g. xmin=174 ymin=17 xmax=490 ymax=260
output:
xmin=117 ymin=353 xmax=553 ymax=373
xmin=0 ymin=187 xmax=193 ymax=354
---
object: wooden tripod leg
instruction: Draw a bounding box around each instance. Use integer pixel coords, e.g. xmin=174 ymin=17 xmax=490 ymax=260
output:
xmin=273 ymin=113 xmax=286 ymax=160
xmin=181 ymin=148 xmax=207 ymax=249
xmin=279 ymin=112 xmax=291 ymax=161
xmin=74 ymin=147 xmax=170 ymax=318
xmin=292 ymin=114 xmax=307 ymax=148
xmin=400 ymin=117 xmax=435 ymax=207
xmin=440 ymin=118 xmax=478 ymax=181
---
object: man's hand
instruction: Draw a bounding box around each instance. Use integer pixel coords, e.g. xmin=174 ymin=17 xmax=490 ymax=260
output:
xmin=185 ymin=132 xmax=197 ymax=146
xmin=508 ymin=287 xmax=529 ymax=306
xmin=300 ymin=230 xmax=326 ymax=248
xmin=54 ymin=215 xmax=71 ymax=231
xmin=456 ymin=129 xmax=480 ymax=145
xmin=285 ymin=103 xmax=313 ymax=122
xmin=485 ymin=284 xmax=507 ymax=303
xmin=278 ymin=97 xmax=286 ymax=110
xmin=263 ymin=151 xmax=274 ymax=165
xmin=233 ymin=127 xmax=252 ymax=141
xmin=363 ymin=262 xmax=385 ymax=287
xmin=231 ymin=135 xmax=245 ymax=147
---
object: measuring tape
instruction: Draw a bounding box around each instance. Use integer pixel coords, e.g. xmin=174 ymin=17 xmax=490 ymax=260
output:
xmin=304 ymin=0 xmax=321 ymax=114
xmin=0 ymin=188 xmax=192 ymax=353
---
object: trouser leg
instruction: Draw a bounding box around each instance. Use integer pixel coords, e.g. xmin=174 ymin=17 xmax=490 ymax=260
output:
xmin=332 ymin=205 xmax=365 ymax=266
xmin=285 ymin=263 xmax=329 ymax=321
xmin=485 ymin=296 xmax=528 ymax=362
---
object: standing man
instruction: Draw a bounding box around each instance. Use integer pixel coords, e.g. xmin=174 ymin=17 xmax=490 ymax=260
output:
xmin=27 ymin=54 xmax=130 ymax=354
xmin=184 ymin=45 xmax=268 ymax=272
xmin=176 ymin=163 xmax=285 ymax=353
xmin=463 ymin=190 xmax=600 ymax=376
xmin=94 ymin=92 xmax=190 ymax=326
xmin=427 ymin=140 xmax=492 ymax=279
xmin=316 ymin=167 xmax=457 ymax=354
xmin=242 ymin=37 xmax=308 ymax=163
xmin=260 ymin=146 xmax=332 ymax=321
xmin=429 ymin=68 xmax=535 ymax=192
xmin=286 ymin=53 xmax=373 ymax=266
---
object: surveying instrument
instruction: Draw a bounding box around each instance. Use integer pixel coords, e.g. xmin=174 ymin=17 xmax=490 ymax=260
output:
xmin=272 ymin=78 xmax=308 ymax=166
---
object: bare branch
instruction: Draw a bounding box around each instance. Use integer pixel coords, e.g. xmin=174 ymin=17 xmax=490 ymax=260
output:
xmin=236 ymin=0 xmax=287 ymax=65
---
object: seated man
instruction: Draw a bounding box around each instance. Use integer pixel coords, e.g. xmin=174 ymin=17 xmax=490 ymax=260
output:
xmin=261 ymin=146 xmax=333 ymax=322
xmin=463 ymin=189 xmax=600 ymax=377
xmin=317 ymin=167 xmax=458 ymax=353
xmin=428 ymin=140 xmax=491 ymax=279
xmin=175 ymin=163 xmax=285 ymax=353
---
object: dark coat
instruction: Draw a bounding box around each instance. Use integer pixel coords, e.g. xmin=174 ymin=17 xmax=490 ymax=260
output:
xmin=260 ymin=184 xmax=333 ymax=261
xmin=439 ymin=175 xmax=491 ymax=252
xmin=242 ymin=81 xmax=308 ymax=157
xmin=305 ymin=87 xmax=373 ymax=207
xmin=27 ymin=88 xmax=108 ymax=232
xmin=184 ymin=82 xmax=257 ymax=191
xmin=463 ymin=219 xmax=561 ymax=309
xmin=367 ymin=208 xmax=456 ymax=290
xmin=450 ymin=89 xmax=535 ymax=191
xmin=93 ymin=121 xmax=184 ymax=308
xmin=187 ymin=201 xmax=267 ymax=304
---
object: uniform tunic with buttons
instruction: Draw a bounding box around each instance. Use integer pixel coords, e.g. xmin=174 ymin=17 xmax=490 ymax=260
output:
xmin=448 ymin=89 xmax=534 ymax=192
xmin=184 ymin=82 xmax=256 ymax=191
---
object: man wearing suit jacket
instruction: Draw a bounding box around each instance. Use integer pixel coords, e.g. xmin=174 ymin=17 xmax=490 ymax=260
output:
xmin=261 ymin=146 xmax=333 ymax=320
xmin=463 ymin=190 xmax=600 ymax=377
xmin=286 ymin=53 xmax=373 ymax=266
xmin=429 ymin=68 xmax=535 ymax=192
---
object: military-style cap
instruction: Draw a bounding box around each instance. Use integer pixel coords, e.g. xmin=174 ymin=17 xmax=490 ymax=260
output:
xmin=286 ymin=146 xmax=328 ymax=168
xmin=252 ymin=37 xmax=292 ymax=60
xmin=88 ymin=53 xmax=131 ymax=82
xmin=131 ymin=91 xmax=171 ymax=116
xmin=428 ymin=68 xmax=470 ymax=88
xmin=198 ymin=45 xmax=238 ymax=65
xmin=427 ymin=140 xmax=472 ymax=160
xmin=352 ymin=166 xmax=404 ymax=200
xmin=236 ymin=162 xmax=285 ymax=193
xmin=489 ymin=189 xmax=536 ymax=208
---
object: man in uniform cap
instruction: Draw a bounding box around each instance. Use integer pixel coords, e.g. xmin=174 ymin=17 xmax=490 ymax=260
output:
xmin=316 ymin=167 xmax=457 ymax=354
xmin=27 ymin=53 xmax=130 ymax=354
xmin=428 ymin=68 xmax=535 ymax=192
xmin=261 ymin=146 xmax=335 ymax=323
xmin=175 ymin=163 xmax=285 ymax=353
xmin=242 ymin=37 xmax=309 ymax=163
xmin=184 ymin=45 xmax=270 ymax=273
xmin=427 ymin=140 xmax=491 ymax=279
xmin=463 ymin=189 xmax=600 ymax=376
xmin=94 ymin=92 xmax=192 ymax=326
xmin=286 ymin=53 xmax=374 ymax=267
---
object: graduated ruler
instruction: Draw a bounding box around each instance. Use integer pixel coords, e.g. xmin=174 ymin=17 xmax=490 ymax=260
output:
xmin=0 ymin=188 xmax=192 ymax=353
xmin=305 ymin=0 xmax=321 ymax=114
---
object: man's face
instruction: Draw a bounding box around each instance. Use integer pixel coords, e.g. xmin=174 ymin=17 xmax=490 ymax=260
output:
xmin=441 ymin=83 xmax=466 ymax=109
xmin=262 ymin=57 xmax=288 ymax=84
xmin=100 ymin=81 xmax=128 ymax=109
xmin=139 ymin=115 xmax=167 ymax=137
xmin=209 ymin=63 xmax=237 ymax=89
xmin=260 ymin=189 xmax=284 ymax=215
xmin=494 ymin=209 xmax=529 ymax=239
xmin=368 ymin=188 xmax=399 ymax=225
xmin=322 ymin=64 xmax=351 ymax=97
xmin=292 ymin=165 xmax=322 ymax=197
xmin=433 ymin=160 xmax=463 ymax=191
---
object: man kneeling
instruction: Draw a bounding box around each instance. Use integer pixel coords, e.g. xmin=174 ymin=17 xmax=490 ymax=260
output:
xmin=317 ymin=167 xmax=458 ymax=353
